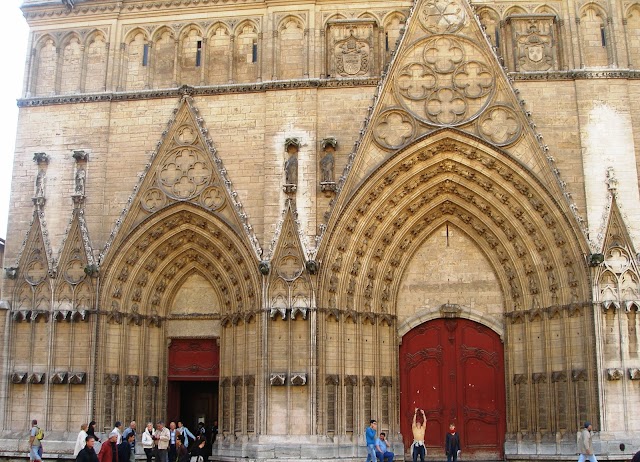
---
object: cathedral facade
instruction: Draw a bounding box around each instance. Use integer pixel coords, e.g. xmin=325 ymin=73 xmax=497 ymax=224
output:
xmin=0 ymin=0 xmax=639 ymax=460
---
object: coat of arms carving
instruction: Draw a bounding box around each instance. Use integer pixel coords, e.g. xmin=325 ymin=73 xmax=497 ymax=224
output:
xmin=509 ymin=16 xmax=558 ymax=72
xmin=335 ymin=30 xmax=370 ymax=76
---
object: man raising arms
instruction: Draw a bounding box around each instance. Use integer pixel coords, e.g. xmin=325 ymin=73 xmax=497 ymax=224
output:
xmin=412 ymin=408 xmax=426 ymax=462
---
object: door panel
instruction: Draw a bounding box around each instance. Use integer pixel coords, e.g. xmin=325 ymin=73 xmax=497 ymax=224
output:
xmin=400 ymin=318 xmax=505 ymax=458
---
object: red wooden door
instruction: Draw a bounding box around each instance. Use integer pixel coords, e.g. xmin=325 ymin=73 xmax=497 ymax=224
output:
xmin=399 ymin=318 xmax=505 ymax=459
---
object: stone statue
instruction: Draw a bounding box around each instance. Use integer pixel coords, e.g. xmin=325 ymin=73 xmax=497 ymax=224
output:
xmin=34 ymin=168 xmax=46 ymax=198
xmin=283 ymin=138 xmax=301 ymax=192
xmin=285 ymin=151 xmax=298 ymax=185
xmin=320 ymin=150 xmax=334 ymax=183
xmin=75 ymin=168 xmax=86 ymax=195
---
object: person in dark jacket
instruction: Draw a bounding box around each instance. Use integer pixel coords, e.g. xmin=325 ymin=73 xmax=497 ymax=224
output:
xmin=445 ymin=423 xmax=461 ymax=462
xmin=189 ymin=436 xmax=207 ymax=462
xmin=76 ymin=436 xmax=99 ymax=462
xmin=175 ymin=436 xmax=189 ymax=462
xmin=87 ymin=421 xmax=101 ymax=443
xmin=118 ymin=432 xmax=135 ymax=462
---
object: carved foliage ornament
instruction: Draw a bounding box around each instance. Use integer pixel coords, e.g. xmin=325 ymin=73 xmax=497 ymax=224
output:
xmin=418 ymin=0 xmax=467 ymax=34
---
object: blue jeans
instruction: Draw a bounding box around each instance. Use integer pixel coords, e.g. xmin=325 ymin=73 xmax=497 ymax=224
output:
xmin=412 ymin=444 xmax=425 ymax=462
xmin=366 ymin=444 xmax=377 ymax=462
xmin=29 ymin=446 xmax=42 ymax=461
xmin=578 ymin=455 xmax=598 ymax=462
xmin=376 ymin=450 xmax=394 ymax=462
xmin=447 ymin=452 xmax=458 ymax=462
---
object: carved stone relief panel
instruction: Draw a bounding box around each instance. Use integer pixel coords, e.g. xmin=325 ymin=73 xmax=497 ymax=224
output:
xmin=327 ymin=20 xmax=375 ymax=78
xmin=506 ymin=15 xmax=559 ymax=72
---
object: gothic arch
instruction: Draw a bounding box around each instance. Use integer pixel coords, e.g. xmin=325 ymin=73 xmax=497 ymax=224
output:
xmin=318 ymin=130 xmax=590 ymax=318
xmin=99 ymin=203 xmax=261 ymax=320
xmin=323 ymin=13 xmax=347 ymax=26
xmin=534 ymin=4 xmax=561 ymax=15
xmin=84 ymin=30 xmax=108 ymax=92
xmin=32 ymin=34 xmax=58 ymax=96
xmin=504 ymin=6 xmax=527 ymax=16
xmin=206 ymin=22 xmax=232 ymax=84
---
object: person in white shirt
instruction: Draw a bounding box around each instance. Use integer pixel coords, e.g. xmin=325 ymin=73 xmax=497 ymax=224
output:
xmin=111 ymin=421 xmax=123 ymax=445
xmin=73 ymin=424 xmax=89 ymax=457
xmin=141 ymin=422 xmax=154 ymax=462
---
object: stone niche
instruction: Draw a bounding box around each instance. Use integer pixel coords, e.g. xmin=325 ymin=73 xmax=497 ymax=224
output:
xmin=326 ymin=19 xmax=376 ymax=78
xmin=505 ymin=15 xmax=560 ymax=72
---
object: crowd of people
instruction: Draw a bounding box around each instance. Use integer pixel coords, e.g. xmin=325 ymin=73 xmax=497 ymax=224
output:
xmin=28 ymin=418 xmax=219 ymax=462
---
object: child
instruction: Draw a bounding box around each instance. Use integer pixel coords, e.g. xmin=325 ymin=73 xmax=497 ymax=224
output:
xmin=445 ymin=423 xmax=461 ymax=462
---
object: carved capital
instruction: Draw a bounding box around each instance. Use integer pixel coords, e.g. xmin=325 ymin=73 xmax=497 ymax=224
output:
xmin=270 ymin=373 xmax=286 ymax=386
xmin=69 ymin=372 xmax=87 ymax=385
xmin=50 ymin=371 xmax=68 ymax=384
xmin=606 ymin=368 xmax=623 ymax=381
xmin=144 ymin=376 xmax=159 ymax=386
xmin=532 ymin=372 xmax=547 ymax=384
xmin=629 ymin=368 xmax=640 ymax=380
xmin=513 ymin=373 xmax=527 ymax=385
xmin=551 ymin=371 xmax=567 ymax=383
xmin=72 ymin=150 xmax=89 ymax=162
xmin=33 ymin=152 xmax=49 ymax=164
xmin=28 ymin=373 xmax=46 ymax=384
xmin=572 ymin=369 xmax=587 ymax=382
xmin=5 ymin=267 xmax=18 ymax=279
xmin=104 ymin=373 xmax=119 ymax=385
xmin=11 ymin=372 xmax=27 ymax=384
xmin=125 ymin=375 xmax=139 ymax=386
xmin=321 ymin=137 xmax=338 ymax=150
xmin=344 ymin=375 xmax=358 ymax=386
xmin=325 ymin=374 xmax=339 ymax=385
xmin=290 ymin=373 xmax=307 ymax=386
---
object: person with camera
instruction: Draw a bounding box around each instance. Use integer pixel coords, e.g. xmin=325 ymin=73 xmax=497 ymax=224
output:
xmin=153 ymin=421 xmax=170 ymax=462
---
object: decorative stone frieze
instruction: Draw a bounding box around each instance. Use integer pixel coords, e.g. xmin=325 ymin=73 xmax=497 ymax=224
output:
xmin=270 ymin=373 xmax=286 ymax=386
xmin=532 ymin=373 xmax=547 ymax=383
xmin=325 ymin=375 xmax=339 ymax=385
xmin=104 ymin=374 xmax=120 ymax=385
xmin=551 ymin=371 xmax=567 ymax=382
xmin=513 ymin=373 xmax=527 ymax=385
xmin=572 ymin=369 xmax=587 ymax=381
xmin=606 ymin=369 xmax=623 ymax=381
xmin=290 ymin=373 xmax=307 ymax=386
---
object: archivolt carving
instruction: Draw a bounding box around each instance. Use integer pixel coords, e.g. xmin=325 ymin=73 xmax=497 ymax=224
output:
xmin=101 ymin=207 xmax=260 ymax=319
xmin=319 ymin=135 xmax=588 ymax=316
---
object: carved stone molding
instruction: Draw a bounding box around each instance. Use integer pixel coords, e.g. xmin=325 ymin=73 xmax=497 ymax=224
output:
xmin=513 ymin=373 xmax=527 ymax=385
xmin=629 ymin=368 xmax=640 ymax=380
xmin=572 ymin=369 xmax=587 ymax=382
xmin=104 ymin=374 xmax=120 ymax=385
xmin=125 ymin=375 xmax=140 ymax=386
xmin=144 ymin=376 xmax=159 ymax=386
xmin=270 ymin=373 xmax=286 ymax=386
xmin=69 ymin=372 xmax=87 ymax=385
xmin=532 ymin=372 xmax=547 ymax=384
xmin=50 ymin=372 xmax=68 ymax=384
xmin=27 ymin=373 xmax=46 ymax=384
xmin=290 ymin=373 xmax=307 ymax=386
xmin=380 ymin=376 xmax=393 ymax=386
xmin=11 ymin=372 xmax=27 ymax=384
xmin=325 ymin=374 xmax=340 ymax=385
xmin=606 ymin=368 xmax=623 ymax=381
xmin=345 ymin=375 xmax=358 ymax=386
xmin=363 ymin=376 xmax=375 ymax=386
xmin=551 ymin=371 xmax=567 ymax=382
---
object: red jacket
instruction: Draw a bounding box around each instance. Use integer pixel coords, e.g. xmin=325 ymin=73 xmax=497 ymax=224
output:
xmin=98 ymin=441 xmax=119 ymax=462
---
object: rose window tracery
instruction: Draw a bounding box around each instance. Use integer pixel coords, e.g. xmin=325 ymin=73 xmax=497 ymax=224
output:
xmin=158 ymin=147 xmax=212 ymax=200
xmin=393 ymin=36 xmax=496 ymax=127
xmin=419 ymin=0 xmax=467 ymax=34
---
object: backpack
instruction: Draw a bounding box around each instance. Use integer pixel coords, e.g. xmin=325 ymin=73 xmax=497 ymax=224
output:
xmin=35 ymin=427 xmax=45 ymax=440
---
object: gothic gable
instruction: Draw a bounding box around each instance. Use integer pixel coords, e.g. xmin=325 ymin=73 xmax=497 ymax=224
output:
xmin=267 ymin=201 xmax=314 ymax=321
xmin=327 ymin=0 xmax=581 ymax=237
xmin=100 ymin=94 xmax=262 ymax=263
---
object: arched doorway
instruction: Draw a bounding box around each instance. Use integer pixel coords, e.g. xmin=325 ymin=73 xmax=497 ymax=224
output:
xmin=399 ymin=318 xmax=505 ymax=459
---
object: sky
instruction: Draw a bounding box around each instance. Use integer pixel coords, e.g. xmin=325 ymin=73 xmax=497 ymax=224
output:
xmin=0 ymin=0 xmax=28 ymax=241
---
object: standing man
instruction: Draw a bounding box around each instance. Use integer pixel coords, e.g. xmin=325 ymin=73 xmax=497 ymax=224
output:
xmin=168 ymin=422 xmax=178 ymax=462
xmin=375 ymin=432 xmax=394 ymax=462
xmin=111 ymin=422 xmax=123 ymax=445
xmin=121 ymin=421 xmax=136 ymax=462
xmin=177 ymin=421 xmax=195 ymax=449
xmin=28 ymin=419 xmax=43 ymax=462
xmin=365 ymin=420 xmax=377 ymax=462
xmin=76 ymin=435 xmax=99 ymax=462
xmin=153 ymin=421 xmax=170 ymax=462
xmin=578 ymin=422 xmax=598 ymax=462
xmin=412 ymin=408 xmax=427 ymax=462
xmin=98 ymin=431 xmax=119 ymax=462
